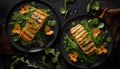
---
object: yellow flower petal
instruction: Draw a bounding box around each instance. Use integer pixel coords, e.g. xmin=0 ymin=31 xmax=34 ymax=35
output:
xmin=45 ymin=25 xmax=54 ymax=35
xmin=12 ymin=23 xmax=21 ymax=34
xmin=93 ymin=28 xmax=101 ymax=37
xmin=97 ymin=45 xmax=108 ymax=55
xmin=68 ymin=52 xmax=78 ymax=62
xmin=20 ymin=5 xmax=30 ymax=14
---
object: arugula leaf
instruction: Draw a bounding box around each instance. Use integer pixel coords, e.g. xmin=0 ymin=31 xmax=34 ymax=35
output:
xmin=92 ymin=18 xmax=99 ymax=25
xmin=60 ymin=0 xmax=75 ymax=17
xmin=51 ymin=57 xmax=58 ymax=63
xmin=41 ymin=9 xmax=51 ymax=14
xmin=91 ymin=1 xmax=100 ymax=11
xmin=42 ymin=56 xmax=46 ymax=63
xmin=97 ymin=23 xmax=104 ymax=28
xmin=12 ymin=12 xmax=24 ymax=22
xmin=10 ymin=56 xmax=25 ymax=69
xmin=55 ymin=51 xmax=60 ymax=58
xmin=45 ymin=48 xmax=55 ymax=55
xmin=60 ymin=7 xmax=67 ymax=15
xmin=64 ymin=34 xmax=78 ymax=49
xmin=47 ymin=20 xmax=56 ymax=26
xmin=13 ymin=35 xmax=20 ymax=41
xmin=87 ymin=0 xmax=100 ymax=13
xmin=51 ymin=51 xmax=60 ymax=63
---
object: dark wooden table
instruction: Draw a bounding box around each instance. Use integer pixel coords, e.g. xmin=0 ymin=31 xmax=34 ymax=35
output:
xmin=0 ymin=0 xmax=120 ymax=69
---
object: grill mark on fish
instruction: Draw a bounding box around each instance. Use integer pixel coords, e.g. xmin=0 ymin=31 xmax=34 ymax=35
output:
xmin=70 ymin=24 xmax=96 ymax=55
xmin=23 ymin=31 xmax=32 ymax=39
xmin=20 ymin=9 xmax=48 ymax=41
xmin=70 ymin=24 xmax=81 ymax=34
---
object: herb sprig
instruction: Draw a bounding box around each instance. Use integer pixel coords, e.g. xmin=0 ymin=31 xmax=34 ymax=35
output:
xmin=10 ymin=2 xmax=56 ymax=47
xmin=10 ymin=48 xmax=62 ymax=69
xmin=60 ymin=0 xmax=75 ymax=18
xmin=87 ymin=0 xmax=100 ymax=13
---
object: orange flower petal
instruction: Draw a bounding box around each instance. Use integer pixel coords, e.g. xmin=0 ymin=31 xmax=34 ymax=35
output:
xmin=73 ymin=52 xmax=78 ymax=58
xmin=93 ymin=28 xmax=101 ymax=37
xmin=20 ymin=5 xmax=30 ymax=14
xmin=97 ymin=48 xmax=103 ymax=55
xmin=97 ymin=45 xmax=108 ymax=55
xmin=12 ymin=23 xmax=21 ymax=34
xmin=45 ymin=25 xmax=54 ymax=35
xmin=68 ymin=52 xmax=78 ymax=62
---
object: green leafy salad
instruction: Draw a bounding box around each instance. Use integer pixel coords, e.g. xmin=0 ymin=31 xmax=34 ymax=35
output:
xmin=10 ymin=1 xmax=56 ymax=47
xmin=63 ymin=18 xmax=112 ymax=63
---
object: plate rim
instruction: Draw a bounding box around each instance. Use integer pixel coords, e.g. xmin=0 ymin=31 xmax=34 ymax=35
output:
xmin=6 ymin=0 xmax=60 ymax=53
xmin=60 ymin=14 xmax=114 ymax=69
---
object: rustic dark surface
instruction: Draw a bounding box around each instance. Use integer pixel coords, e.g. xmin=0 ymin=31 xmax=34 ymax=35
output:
xmin=0 ymin=0 xmax=120 ymax=69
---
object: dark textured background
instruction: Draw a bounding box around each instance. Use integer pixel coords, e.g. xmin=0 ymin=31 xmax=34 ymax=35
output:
xmin=0 ymin=0 xmax=120 ymax=69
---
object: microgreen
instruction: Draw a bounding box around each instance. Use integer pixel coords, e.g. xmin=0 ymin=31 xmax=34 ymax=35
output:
xmin=97 ymin=23 xmax=104 ymax=28
xmin=59 ymin=0 xmax=75 ymax=18
xmin=10 ymin=48 xmax=62 ymax=69
xmin=87 ymin=0 xmax=100 ymax=13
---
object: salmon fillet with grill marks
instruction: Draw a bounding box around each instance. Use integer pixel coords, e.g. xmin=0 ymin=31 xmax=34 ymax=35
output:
xmin=70 ymin=24 xmax=96 ymax=55
xmin=20 ymin=9 xmax=48 ymax=42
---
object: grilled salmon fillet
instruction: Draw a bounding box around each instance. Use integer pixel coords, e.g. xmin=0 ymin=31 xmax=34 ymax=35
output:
xmin=70 ymin=24 xmax=96 ymax=55
xmin=20 ymin=9 xmax=48 ymax=41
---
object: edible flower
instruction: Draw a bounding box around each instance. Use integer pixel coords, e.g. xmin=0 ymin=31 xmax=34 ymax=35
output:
xmin=45 ymin=25 xmax=54 ymax=35
xmin=20 ymin=4 xmax=30 ymax=14
xmin=12 ymin=23 xmax=21 ymax=34
xmin=93 ymin=28 xmax=101 ymax=37
xmin=68 ymin=52 xmax=78 ymax=62
xmin=97 ymin=45 xmax=108 ymax=55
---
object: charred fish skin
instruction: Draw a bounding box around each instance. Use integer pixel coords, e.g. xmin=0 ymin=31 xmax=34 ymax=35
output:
xmin=70 ymin=24 xmax=96 ymax=56
xmin=20 ymin=9 xmax=48 ymax=42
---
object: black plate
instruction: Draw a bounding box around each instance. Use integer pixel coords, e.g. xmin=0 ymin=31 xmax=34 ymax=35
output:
xmin=6 ymin=0 xmax=59 ymax=52
xmin=60 ymin=15 xmax=113 ymax=68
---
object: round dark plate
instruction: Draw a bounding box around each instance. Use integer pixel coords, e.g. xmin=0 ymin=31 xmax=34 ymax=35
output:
xmin=60 ymin=15 xmax=113 ymax=68
xmin=6 ymin=0 xmax=59 ymax=52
